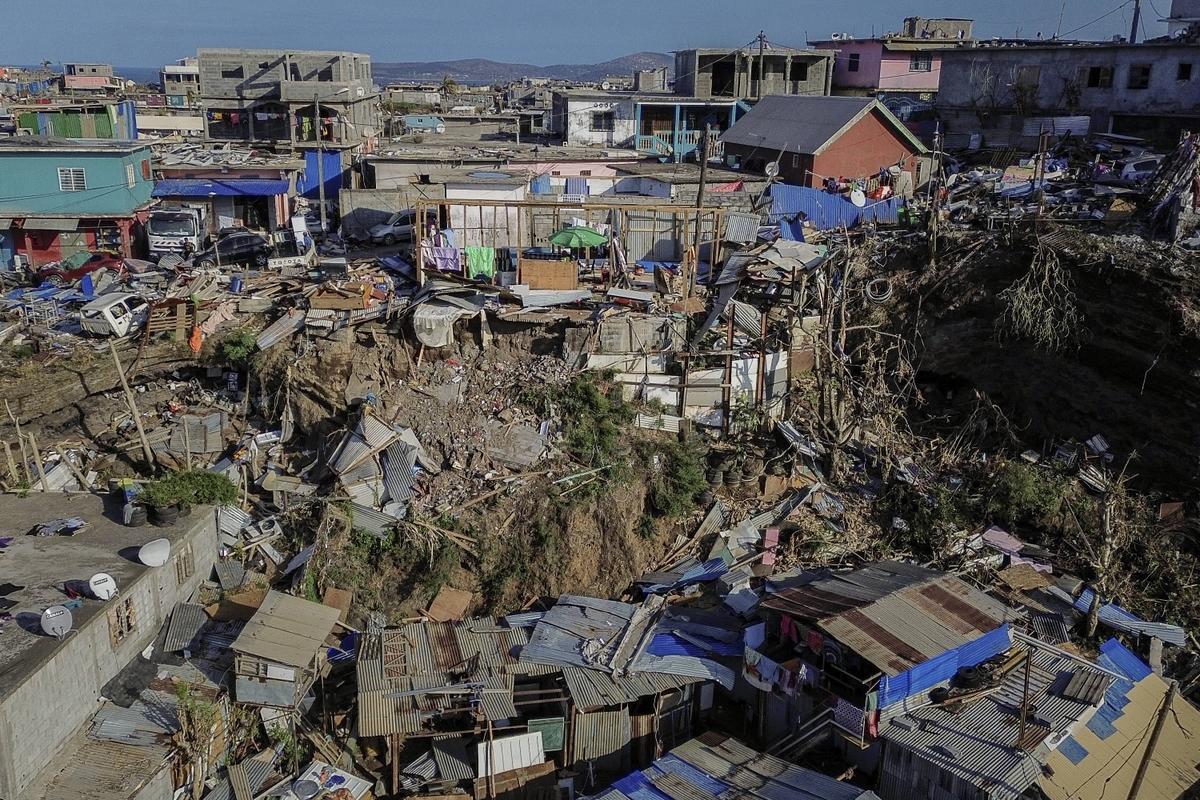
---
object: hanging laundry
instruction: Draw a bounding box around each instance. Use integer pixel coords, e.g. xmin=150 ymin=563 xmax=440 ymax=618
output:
xmin=742 ymin=646 xmax=778 ymax=692
xmin=464 ymin=246 xmax=496 ymax=279
xmin=422 ymin=245 xmax=461 ymax=273
xmin=779 ymin=615 xmax=800 ymax=644
xmin=806 ymin=629 xmax=823 ymax=653
xmin=230 ymin=112 xmax=240 ymax=125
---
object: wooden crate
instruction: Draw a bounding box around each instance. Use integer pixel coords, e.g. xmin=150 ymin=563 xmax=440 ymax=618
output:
xmin=519 ymin=258 xmax=577 ymax=290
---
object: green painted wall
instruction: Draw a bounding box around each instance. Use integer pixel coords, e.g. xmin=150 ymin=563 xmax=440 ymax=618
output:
xmin=0 ymin=146 xmax=153 ymax=216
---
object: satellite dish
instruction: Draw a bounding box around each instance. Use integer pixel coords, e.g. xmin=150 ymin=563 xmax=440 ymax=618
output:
xmin=850 ymin=188 xmax=867 ymax=207
xmin=138 ymin=537 xmax=171 ymax=567
xmin=292 ymin=779 xmax=320 ymax=800
xmin=41 ymin=605 xmax=73 ymax=639
xmin=764 ymin=161 xmax=780 ymax=179
xmin=89 ymin=572 xmax=118 ymax=600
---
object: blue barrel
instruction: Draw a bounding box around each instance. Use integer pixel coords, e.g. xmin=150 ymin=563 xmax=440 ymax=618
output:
xmin=229 ymin=274 xmax=244 ymax=294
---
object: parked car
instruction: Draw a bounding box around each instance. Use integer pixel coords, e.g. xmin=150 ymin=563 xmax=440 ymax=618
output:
xmin=79 ymin=291 xmax=149 ymax=337
xmin=369 ymin=209 xmax=438 ymax=245
xmin=192 ymin=231 xmax=272 ymax=269
xmin=35 ymin=250 xmax=124 ymax=286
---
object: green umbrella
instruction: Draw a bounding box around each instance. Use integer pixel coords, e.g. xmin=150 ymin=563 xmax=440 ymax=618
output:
xmin=549 ymin=225 xmax=608 ymax=249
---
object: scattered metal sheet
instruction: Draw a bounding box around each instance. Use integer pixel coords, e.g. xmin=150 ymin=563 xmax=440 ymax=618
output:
xmin=164 ymin=603 xmax=208 ymax=653
xmin=214 ymin=560 xmax=246 ymax=591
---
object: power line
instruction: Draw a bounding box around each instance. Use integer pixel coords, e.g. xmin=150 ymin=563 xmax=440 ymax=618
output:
xmin=1059 ymin=0 xmax=1134 ymax=38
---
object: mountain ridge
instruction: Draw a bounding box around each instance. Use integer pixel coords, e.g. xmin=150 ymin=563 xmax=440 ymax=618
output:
xmin=372 ymin=51 xmax=672 ymax=85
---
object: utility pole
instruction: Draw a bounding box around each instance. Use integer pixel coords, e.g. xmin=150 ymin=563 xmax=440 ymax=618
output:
xmin=1127 ymin=680 xmax=1177 ymax=799
xmin=1035 ymin=127 xmax=1049 ymax=219
xmin=1129 ymin=0 xmax=1142 ymax=43
xmin=688 ymin=123 xmax=712 ymax=301
xmin=314 ymin=92 xmax=327 ymax=235
xmin=756 ymin=31 xmax=767 ymax=100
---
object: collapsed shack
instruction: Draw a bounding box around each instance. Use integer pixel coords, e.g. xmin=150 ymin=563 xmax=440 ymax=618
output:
xmin=357 ymin=594 xmax=741 ymax=797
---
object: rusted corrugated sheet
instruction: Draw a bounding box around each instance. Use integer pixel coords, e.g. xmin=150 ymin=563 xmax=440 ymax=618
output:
xmin=573 ymin=707 xmax=631 ymax=778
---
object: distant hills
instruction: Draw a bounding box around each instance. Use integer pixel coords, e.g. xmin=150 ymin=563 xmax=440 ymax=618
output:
xmin=372 ymin=52 xmax=673 ymax=85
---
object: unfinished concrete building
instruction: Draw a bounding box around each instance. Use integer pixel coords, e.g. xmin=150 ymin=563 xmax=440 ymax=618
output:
xmin=673 ymin=46 xmax=834 ymax=101
xmin=197 ymin=48 xmax=380 ymax=150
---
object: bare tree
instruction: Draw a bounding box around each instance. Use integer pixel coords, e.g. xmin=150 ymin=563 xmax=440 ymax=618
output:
xmin=174 ymin=684 xmax=221 ymax=800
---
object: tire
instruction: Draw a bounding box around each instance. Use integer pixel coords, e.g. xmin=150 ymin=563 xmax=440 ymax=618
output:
xmin=149 ymin=504 xmax=180 ymax=527
xmin=254 ymin=253 xmax=268 ymax=268
xmin=45 ymin=274 xmax=65 ymax=287
xmin=382 ymin=234 xmax=397 ymax=246
xmin=197 ymin=258 xmax=216 ymax=269
xmin=126 ymin=505 xmax=148 ymax=527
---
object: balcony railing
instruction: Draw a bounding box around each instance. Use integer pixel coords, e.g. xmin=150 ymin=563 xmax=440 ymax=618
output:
xmin=634 ymin=130 xmax=724 ymax=161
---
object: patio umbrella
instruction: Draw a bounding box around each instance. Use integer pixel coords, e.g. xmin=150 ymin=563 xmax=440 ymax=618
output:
xmin=549 ymin=225 xmax=608 ymax=249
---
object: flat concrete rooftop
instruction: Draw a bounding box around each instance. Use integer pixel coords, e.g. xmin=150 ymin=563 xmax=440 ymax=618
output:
xmin=0 ymin=493 xmax=207 ymax=700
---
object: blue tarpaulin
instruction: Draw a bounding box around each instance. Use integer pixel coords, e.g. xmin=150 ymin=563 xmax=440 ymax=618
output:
xmin=1073 ymin=589 xmax=1186 ymax=646
xmin=768 ymin=183 xmax=904 ymax=235
xmin=565 ymin=176 xmax=590 ymax=196
xmin=878 ymin=624 xmax=1012 ymax=708
xmin=646 ymin=755 xmax=730 ymax=797
xmin=531 ymin=174 xmax=552 ymax=194
xmin=296 ymin=149 xmax=344 ymax=199
xmin=647 ymin=631 xmax=742 ymax=658
xmin=153 ymin=178 xmax=290 ymax=198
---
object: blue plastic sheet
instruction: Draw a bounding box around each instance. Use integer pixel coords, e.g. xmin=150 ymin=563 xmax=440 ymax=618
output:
xmin=768 ymin=183 xmax=903 ymax=233
xmin=878 ymin=624 xmax=1012 ymax=708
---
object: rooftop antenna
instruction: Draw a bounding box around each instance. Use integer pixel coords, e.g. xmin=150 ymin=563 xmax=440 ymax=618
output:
xmin=88 ymin=572 xmax=118 ymax=600
xmin=138 ymin=537 xmax=171 ymax=567
xmin=40 ymin=605 xmax=73 ymax=639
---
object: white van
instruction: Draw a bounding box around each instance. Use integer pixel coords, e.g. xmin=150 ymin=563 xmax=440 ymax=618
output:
xmin=79 ymin=292 xmax=150 ymax=337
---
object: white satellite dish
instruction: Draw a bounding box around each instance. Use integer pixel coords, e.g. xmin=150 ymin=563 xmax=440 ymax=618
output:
xmin=764 ymin=161 xmax=780 ymax=179
xmin=41 ymin=605 xmax=73 ymax=639
xmin=138 ymin=537 xmax=171 ymax=567
xmin=850 ymin=188 xmax=867 ymax=207
xmin=89 ymin=572 xmax=118 ymax=600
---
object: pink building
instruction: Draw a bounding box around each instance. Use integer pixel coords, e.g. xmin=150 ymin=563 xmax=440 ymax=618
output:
xmin=62 ymin=63 xmax=120 ymax=93
xmin=810 ymin=35 xmax=967 ymax=100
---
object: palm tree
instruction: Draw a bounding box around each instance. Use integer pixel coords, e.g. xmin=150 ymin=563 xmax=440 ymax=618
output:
xmin=440 ymin=74 xmax=460 ymax=97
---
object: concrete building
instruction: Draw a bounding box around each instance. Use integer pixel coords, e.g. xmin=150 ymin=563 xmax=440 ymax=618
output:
xmin=62 ymin=63 xmax=119 ymax=93
xmin=197 ymin=48 xmax=380 ymax=150
xmin=1163 ymin=0 xmax=1200 ymax=35
xmin=720 ymin=95 xmax=928 ymax=187
xmin=935 ymin=40 xmax=1200 ymax=146
xmin=809 ymin=18 xmax=972 ymax=101
xmin=551 ymin=89 xmax=744 ymax=162
xmin=633 ymin=67 xmax=669 ymax=92
xmin=160 ymin=57 xmax=200 ymax=108
xmin=673 ymin=45 xmax=834 ymax=100
xmin=0 ymin=137 xmax=154 ymax=267
xmin=0 ymin=494 xmax=218 ymax=799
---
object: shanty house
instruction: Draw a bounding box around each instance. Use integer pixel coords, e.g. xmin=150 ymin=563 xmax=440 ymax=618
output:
xmin=595 ymin=731 xmax=882 ymax=800
xmin=230 ymin=590 xmax=340 ymax=708
xmin=720 ymin=95 xmax=929 ymax=188
xmin=756 ymin=562 xmax=1019 ymax=743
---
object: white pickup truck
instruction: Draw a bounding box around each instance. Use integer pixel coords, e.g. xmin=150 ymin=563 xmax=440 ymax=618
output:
xmin=79 ymin=292 xmax=149 ymax=337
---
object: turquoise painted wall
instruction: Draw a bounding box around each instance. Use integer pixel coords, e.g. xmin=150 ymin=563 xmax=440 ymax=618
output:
xmin=0 ymin=146 xmax=154 ymax=216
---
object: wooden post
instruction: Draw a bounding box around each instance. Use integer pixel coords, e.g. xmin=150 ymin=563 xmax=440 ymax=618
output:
xmin=1127 ymin=680 xmax=1177 ymax=800
xmin=4 ymin=399 xmax=30 ymax=484
xmin=1 ymin=441 xmax=17 ymax=483
xmin=1016 ymin=650 xmax=1032 ymax=749
xmin=109 ymin=341 xmax=155 ymax=469
xmin=26 ymin=432 xmax=49 ymax=492
xmin=182 ymin=416 xmax=193 ymax=470
xmin=53 ymin=445 xmax=92 ymax=492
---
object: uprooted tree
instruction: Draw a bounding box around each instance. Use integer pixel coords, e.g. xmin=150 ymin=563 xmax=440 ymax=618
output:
xmin=997 ymin=242 xmax=1086 ymax=353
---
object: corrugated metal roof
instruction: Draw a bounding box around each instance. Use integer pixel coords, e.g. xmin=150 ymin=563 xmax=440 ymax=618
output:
xmin=723 ymin=211 xmax=760 ymax=244
xmin=235 ymin=675 xmax=297 ymax=707
xmin=214 ymin=560 xmax=246 ymax=591
xmin=574 ymin=707 xmax=631 ymax=776
xmin=35 ymin=736 xmax=172 ymax=800
xmin=433 ymin=735 xmax=476 ymax=781
xmin=163 ymin=602 xmax=208 ymax=653
xmin=256 ymin=309 xmax=304 ymax=349
xmin=1072 ymin=588 xmax=1187 ymax=646
xmin=381 ymin=440 xmax=417 ymax=502
xmin=217 ymin=504 xmax=252 ymax=535
xmin=349 ymin=503 xmax=402 ymax=538
xmin=477 ymin=731 xmax=546 ymax=777
xmin=881 ymin=644 xmax=1111 ymax=798
xmin=231 ymin=590 xmax=341 ymax=668
xmin=561 ymin=666 xmax=703 ymax=710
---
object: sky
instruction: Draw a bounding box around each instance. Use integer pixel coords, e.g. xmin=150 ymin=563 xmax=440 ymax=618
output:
xmin=9 ymin=0 xmax=1169 ymax=67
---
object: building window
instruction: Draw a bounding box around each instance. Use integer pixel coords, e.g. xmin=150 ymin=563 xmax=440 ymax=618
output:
xmin=125 ymin=164 xmax=135 ymax=188
xmin=318 ymin=66 xmax=334 ymax=82
xmin=791 ymin=153 xmax=800 ymax=167
xmin=1015 ymin=65 xmax=1041 ymax=89
xmin=107 ymin=597 xmax=137 ymax=647
xmin=175 ymin=542 xmax=195 ymax=584
xmin=141 ymin=159 xmax=151 ymax=180
xmin=590 ymin=111 xmax=615 ymax=132
xmin=1128 ymin=64 xmax=1152 ymax=89
xmin=910 ymin=53 xmax=932 ymax=72
xmin=848 ymin=53 xmax=860 ymax=73
xmin=794 ymin=62 xmax=809 ymax=82
xmin=220 ymin=66 xmax=244 ymax=80
xmin=579 ymin=169 xmax=592 ymax=176
xmin=57 ymin=167 xmax=86 ymax=192
xmin=1179 ymin=62 xmax=1193 ymax=81
xmin=1085 ymin=66 xmax=1113 ymax=88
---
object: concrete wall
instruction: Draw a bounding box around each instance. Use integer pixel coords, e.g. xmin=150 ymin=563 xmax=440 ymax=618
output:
xmin=562 ymin=97 xmax=636 ymax=147
xmin=0 ymin=147 xmax=153 ymax=216
xmin=675 ymin=50 xmax=832 ymax=99
xmin=878 ymin=50 xmax=943 ymax=93
xmin=0 ymin=510 xmax=218 ymax=799
xmin=822 ymin=42 xmax=945 ymax=94
xmin=936 ymin=45 xmax=1200 ymax=131
xmin=198 ymin=49 xmax=372 ymax=102
xmin=823 ymin=42 xmax=885 ymax=90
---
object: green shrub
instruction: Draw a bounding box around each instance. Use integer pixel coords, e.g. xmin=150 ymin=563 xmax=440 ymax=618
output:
xmin=520 ymin=373 xmax=634 ymax=468
xmin=141 ymin=470 xmax=238 ymax=507
xmin=986 ymin=461 xmax=1068 ymax=528
xmin=645 ymin=440 xmax=707 ymax=518
xmin=215 ymin=329 xmax=258 ymax=368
